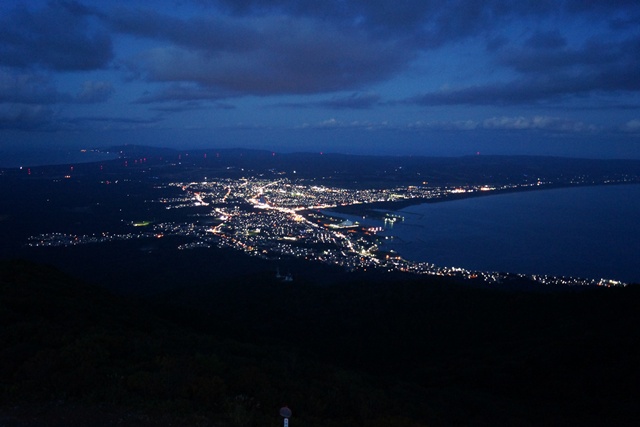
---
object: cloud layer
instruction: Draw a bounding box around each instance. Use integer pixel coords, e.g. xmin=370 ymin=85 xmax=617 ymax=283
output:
xmin=114 ymin=12 xmax=412 ymax=99
xmin=0 ymin=1 xmax=112 ymax=71
xmin=0 ymin=0 xmax=639 ymax=156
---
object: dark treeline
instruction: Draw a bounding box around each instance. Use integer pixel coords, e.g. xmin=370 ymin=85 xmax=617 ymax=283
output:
xmin=1 ymin=259 xmax=639 ymax=426
xmin=5 ymin=145 xmax=640 ymax=189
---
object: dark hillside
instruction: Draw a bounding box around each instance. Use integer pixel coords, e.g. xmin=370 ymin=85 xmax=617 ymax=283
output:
xmin=11 ymin=147 xmax=640 ymax=188
xmin=0 ymin=260 xmax=432 ymax=426
xmin=155 ymin=272 xmax=640 ymax=425
xmin=2 ymin=259 xmax=639 ymax=426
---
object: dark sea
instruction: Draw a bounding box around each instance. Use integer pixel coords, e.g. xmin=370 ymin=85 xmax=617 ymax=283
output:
xmin=342 ymin=184 xmax=640 ymax=284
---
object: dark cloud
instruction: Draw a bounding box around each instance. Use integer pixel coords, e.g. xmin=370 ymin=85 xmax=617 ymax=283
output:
xmin=66 ymin=115 xmax=161 ymax=125
xmin=149 ymin=102 xmax=235 ymax=113
xmin=485 ymin=35 xmax=509 ymax=52
xmin=0 ymin=69 xmax=70 ymax=104
xmin=0 ymin=69 xmax=115 ymax=105
xmin=76 ymin=81 xmax=115 ymax=103
xmin=407 ymin=119 xmax=479 ymax=131
xmin=134 ymin=84 xmax=232 ymax=104
xmin=209 ymin=1 xmax=538 ymax=38
xmin=0 ymin=1 xmax=113 ymax=71
xmin=0 ymin=104 xmax=56 ymax=130
xmin=499 ymin=35 xmax=632 ymax=74
xmin=481 ymin=116 xmax=596 ymax=133
xmin=567 ymin=104 xmax=640 ymax=111
xmin=105 ymin=1 xmax=640 ymax=103
xmin=564 ymin=0 xmax=640 ymax=14
xmin=107 ymin=7 xmax=259 ymax=52
xmin=298 ymin=117 xmax=387 ymax=130
xmin=407 ymin=115 xmax=596 ymax=133
xmin=59 ymin=114 xmax=164 ymax=131
xmin=621 ymin=119 xmax=640 ymax=133
xmin=413 ymin=1 xmax=638 ymax=50
xmin=116 ymin=10 xmax=412 ymax=97
xmin=207 ymin=0 xmax=640 ymax=45
xmin=0 ymin=106 xmax=162 ymax=132
xmin=524 ymin=30 xmax=566 ymax=50
xmin=2 ymin=0 xmax=639 ymax=141
xmin=209 ymin=0 xmax=435 ymax=33
xmin=277 ymin=92 xmax=381 ymax=110
xmin=609 ymin=14 xmax=640 ymax=30
xmin=209 ymin=0 xmax=509 ymax=49
xmin=409 ymin=71 xmax=639 ymax=106
xmin=320 ymin=93 xmax=381 ymax=110
xmin=410 ymin=32 xmax=640 ymax=106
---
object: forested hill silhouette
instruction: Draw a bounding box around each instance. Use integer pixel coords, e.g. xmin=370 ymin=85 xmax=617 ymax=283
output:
xmin=1 ymin=259 xmax=639 ymax=426
xmin=104 ymin=145 xmax=640 ymax=187
xmin=11 ymin=145 xmax=639 ymax=189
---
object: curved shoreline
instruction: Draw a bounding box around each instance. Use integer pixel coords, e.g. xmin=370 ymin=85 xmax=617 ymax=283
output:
xmin=326 ymin=181 xmax=640 ymax=284
xmin=325 ymin=180 xmax=640 ymax=217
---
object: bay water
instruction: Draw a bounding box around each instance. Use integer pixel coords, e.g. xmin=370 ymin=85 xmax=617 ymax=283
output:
xmin=345 ymin=184 xmax=640 ymax=283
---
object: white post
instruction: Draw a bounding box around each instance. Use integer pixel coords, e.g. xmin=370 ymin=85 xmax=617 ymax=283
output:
xmin=280 ymin=406 xmax=292 ymax=426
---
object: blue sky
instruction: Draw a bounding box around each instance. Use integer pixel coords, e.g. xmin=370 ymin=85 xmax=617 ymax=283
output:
xmin=1 ymin=0 xmax=639 ymax=158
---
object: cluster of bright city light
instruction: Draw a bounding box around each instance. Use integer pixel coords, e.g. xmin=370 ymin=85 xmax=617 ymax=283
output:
xmin=26 ymin=175 xmax=630 ymax=287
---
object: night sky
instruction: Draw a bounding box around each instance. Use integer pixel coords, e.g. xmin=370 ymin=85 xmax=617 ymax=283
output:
xmin=1 ymin=0 xmax=639 ymax=158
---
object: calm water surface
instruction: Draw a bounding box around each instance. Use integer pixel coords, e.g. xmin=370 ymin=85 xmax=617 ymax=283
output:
xmin=348 ymin=184 xmax=640 ymax=283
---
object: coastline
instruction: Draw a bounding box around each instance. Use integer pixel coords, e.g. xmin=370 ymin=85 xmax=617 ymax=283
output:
xmin=325 ymin=180 xmax=640 ymax=218
xmin=325 ymin=182 xmax=640 ymax=284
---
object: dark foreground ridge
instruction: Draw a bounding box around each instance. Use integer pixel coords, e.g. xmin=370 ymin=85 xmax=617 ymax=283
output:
xmin=1 ymin=259 xmax=639 ymax=426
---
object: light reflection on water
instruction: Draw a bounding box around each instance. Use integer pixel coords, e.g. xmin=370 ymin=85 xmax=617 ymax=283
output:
xmin=331 ymin=184 xmax=640 ymax=283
